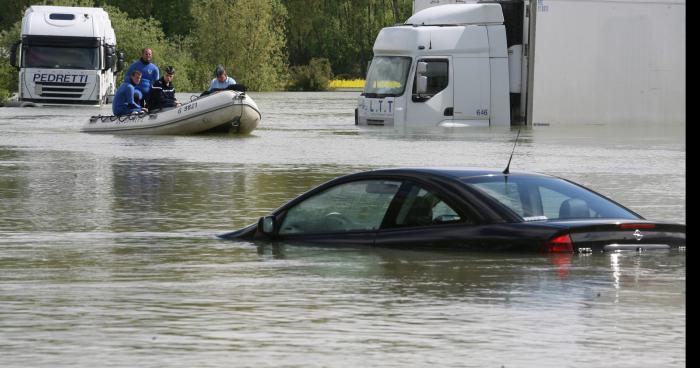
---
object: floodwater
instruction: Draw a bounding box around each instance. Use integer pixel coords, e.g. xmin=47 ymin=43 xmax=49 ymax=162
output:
xmin=0 ymin=92 xmax=685 ymax=367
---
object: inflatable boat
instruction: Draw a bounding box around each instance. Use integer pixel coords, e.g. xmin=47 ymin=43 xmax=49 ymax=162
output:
xmin=82 ymin=90 xmax=261 ymax=135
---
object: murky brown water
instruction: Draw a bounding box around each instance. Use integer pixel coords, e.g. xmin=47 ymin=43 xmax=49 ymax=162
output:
xmin=0 ymin=92 xmax=685 ymax=367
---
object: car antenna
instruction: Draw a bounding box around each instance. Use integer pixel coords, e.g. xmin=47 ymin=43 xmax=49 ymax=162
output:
xmin=503 ymin=129 xmax=521 ymax=175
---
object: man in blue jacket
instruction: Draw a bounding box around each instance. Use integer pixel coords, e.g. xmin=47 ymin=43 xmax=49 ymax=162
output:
xmin=112 ymin=70 xmax=148 ymax=116
xmin=124 ymin=48 xmax=159 ymax=106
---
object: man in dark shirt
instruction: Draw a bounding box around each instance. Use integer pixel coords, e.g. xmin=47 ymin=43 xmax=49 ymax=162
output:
xmin=147 ymin=65 xmax=180 ymax=110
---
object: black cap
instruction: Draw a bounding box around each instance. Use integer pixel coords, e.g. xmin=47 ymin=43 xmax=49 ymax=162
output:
xmin=215 ymin=64 xmax=225 ymax=77
xmin=164 ymin=66 xmax=175 ymax=75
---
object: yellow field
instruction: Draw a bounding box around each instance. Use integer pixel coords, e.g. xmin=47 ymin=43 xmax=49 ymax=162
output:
xmin=329 ymin=79 xmax=365 ymax=89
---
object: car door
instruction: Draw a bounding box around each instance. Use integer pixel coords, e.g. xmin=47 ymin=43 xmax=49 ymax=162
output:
xmin=276 ymin=179 xmax=403 ymax=246
xmin=375 ymin=181 xmax=491 ymax=250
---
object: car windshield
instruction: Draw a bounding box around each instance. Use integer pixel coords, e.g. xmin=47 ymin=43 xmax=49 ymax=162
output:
xmin=462 ymin=175 xmax=641 ymax=221
xmin=23 ymin=46 xmax=99 ymax=70
xmin=363 ymin=56 xmax=412 ymax=97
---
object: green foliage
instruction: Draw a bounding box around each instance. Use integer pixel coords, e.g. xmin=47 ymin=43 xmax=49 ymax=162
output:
xmin=0 ymin=1 xmax=26 ymax=34
xmin=102 ymin=0 xmax=195 ymax=38
xmin=0 ymin=23 xmax=21 ymax=104
xmin=288 ymin=58 xmax=332 ymax=91
xmin=283 ymin=0 xmax=412 ymax=78
xmin=190 ymin=0 xmax=289 ymax=91
xmin=45 ymin=0 xmax=95 ymax=7
xmin=0 ymin=62 xmax=15 ymax=104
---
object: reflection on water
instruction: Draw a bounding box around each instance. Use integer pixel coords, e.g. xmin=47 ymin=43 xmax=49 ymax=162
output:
xmin=0 ymin=92 xmax=685 ymax=367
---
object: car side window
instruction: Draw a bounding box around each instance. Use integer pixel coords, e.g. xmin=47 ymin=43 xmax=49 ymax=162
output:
xmin=474 ymin=181 xmax=525 ymax=216
xmin=539 ymin=186 xmax=594 ymax=219
xmin=474 ymin=181 xmax=595 ymax=220
xmin=464 ymin=176 xmax=640 ymax=221
xmin=539 ymin=186 xmax=570 ymax=219
xmin=390 ymin=185 xmax=463 ymax=228
xmin=279 ymin=180 xmax=401 ymax=235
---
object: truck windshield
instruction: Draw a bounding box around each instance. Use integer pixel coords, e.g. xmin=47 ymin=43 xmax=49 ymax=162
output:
xmin=23 ymin=46 xmax=99 ymax=70
xmin=363 ymin=56 xmax=412 ymax=97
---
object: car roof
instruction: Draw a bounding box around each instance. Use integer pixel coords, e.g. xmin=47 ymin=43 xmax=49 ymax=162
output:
xmin=359 ymin=167 xmax=554 ymax=180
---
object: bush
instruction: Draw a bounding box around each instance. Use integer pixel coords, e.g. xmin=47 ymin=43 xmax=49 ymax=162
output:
xmin=0 ymin=22 xmax=20 ymax=104
xmin=288 ymin=58 xmax=332 ymax=91
xmin=0 ymin=60 xmax=15 ymax=104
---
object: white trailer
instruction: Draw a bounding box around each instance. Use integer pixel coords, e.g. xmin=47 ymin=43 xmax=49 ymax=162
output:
xmin=357 ymin=0 xmax=685 ymax=127
xmin=9 ymin=5 xmax=124 ymax=106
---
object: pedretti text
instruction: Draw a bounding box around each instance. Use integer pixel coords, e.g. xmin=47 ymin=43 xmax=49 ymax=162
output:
xmin=33 ymin=73 xmax=88 ymax=84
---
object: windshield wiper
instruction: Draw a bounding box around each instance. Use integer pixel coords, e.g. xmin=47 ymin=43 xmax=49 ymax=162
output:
xmin=362 ymin=93 xmax=399 ymax=98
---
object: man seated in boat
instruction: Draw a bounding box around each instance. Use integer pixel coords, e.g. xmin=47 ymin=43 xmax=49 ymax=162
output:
xmin=112 ymin=70 xmax=148 ymax=116
xmin=199 ymin=65 xmax=247 ymax=97
xmin=209 ymin=64 xmax=236 ymax=91
xmin=147 ymin=66 xmax=180 ymax=111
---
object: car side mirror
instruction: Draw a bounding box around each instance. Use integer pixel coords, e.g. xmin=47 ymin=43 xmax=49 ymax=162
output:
xmin=259 ymin=215 xmax=276 ymax=236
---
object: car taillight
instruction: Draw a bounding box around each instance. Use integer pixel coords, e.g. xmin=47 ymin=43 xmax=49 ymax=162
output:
xmin=619 ymin=223 xmax=656 ymax=229
xmin=544 ymin=234 xmax=574 ymax=253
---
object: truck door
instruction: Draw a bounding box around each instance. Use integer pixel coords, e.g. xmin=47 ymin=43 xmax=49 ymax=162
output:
xmin=405 ymin=57 xmax=453 ymax=127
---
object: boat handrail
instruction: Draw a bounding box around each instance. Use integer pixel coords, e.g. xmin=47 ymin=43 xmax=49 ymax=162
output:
xmin=89 ymin=111 xmax=148 ymax=123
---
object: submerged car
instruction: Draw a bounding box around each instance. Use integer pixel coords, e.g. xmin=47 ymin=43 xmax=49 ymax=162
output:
xmin=219 ymin=168 xmax=686 ymax=253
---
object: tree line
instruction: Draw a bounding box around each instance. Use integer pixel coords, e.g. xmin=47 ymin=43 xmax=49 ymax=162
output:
xmin=0 ymin=0 xmax=413 ymax=99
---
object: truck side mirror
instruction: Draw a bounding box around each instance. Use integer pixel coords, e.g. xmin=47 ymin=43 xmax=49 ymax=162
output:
xmin=115 ymin=51 xmax=125 ymax=73
xmin=104 ymin=54 xmax=113 ymax=70
xmin=104 ymin=45 xmax=116 ymax=71
xmin=415 ymin=61 xmax=429 ymax=94
xmin=416 ymin=61 xmax=428 ymax=75
xmin=416 ymin=75 xmax=428 ymax=94
xmin=259 ymin=215 xmax=277 ymax=236
xmin=9 ymin=41 xmax=20 ymax=69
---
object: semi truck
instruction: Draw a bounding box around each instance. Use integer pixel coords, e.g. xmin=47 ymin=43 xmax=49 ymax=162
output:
xmin=9 ymin=5 xmax=124 ymax=106
xmin=356 ymin=0 xmax=685 ymax=127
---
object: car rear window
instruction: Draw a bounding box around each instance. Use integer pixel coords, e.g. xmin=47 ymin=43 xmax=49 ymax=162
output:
xmin=461 ymin=175 xmax=641 ymax=221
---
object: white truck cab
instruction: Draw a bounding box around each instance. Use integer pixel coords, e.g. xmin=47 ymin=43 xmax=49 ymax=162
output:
xmin=9 ymin=5 xmax=124 ymax=106
xmin=357 ymin=3 xmax=524 ymax=128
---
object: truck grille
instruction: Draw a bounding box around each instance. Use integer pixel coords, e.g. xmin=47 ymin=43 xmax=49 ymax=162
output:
xmin=36 ymin=81 xmax=86 ymax=99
